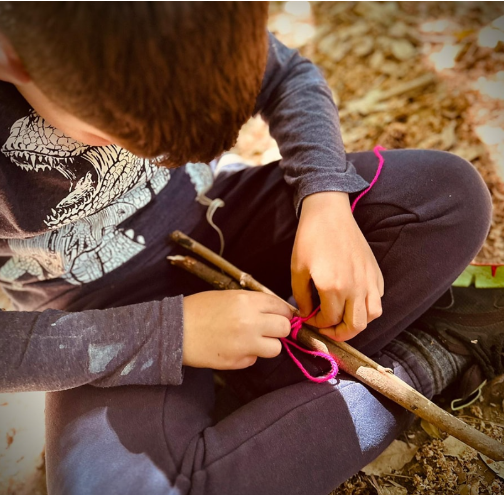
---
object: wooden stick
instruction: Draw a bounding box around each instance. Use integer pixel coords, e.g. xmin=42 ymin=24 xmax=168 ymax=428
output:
xmin=297 ymin=329 xmax=504 ymax=461
xmin=167 ymin=255 xmax=241 ymax=290
xmin=170 ymin=230 xmax=504 ymax=461
xmin=170 ymin=231 xmax=277 ymax=296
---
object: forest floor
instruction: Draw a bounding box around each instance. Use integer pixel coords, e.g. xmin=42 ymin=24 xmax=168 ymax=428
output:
xmin=1 ymin=2 xmax=504 ymax=494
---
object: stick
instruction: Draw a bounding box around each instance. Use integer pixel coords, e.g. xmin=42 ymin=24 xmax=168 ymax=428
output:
xmin=167 ymin=255 xmax=241 ymax=290
xmin=170 ymin=230 xmax=504 ymax=461
xmin=297 ymin=329 xmax=504 ymax=461
xmin=170 ymin=231 xmax=277 ymax=296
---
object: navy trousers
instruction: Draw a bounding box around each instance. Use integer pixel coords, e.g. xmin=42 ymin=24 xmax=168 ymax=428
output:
xmin=45 ymin=150 xmax=492 ymax=494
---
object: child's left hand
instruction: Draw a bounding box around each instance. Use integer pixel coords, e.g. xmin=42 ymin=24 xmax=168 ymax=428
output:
xmin=291 ymin=191 xmax=384 ymax=342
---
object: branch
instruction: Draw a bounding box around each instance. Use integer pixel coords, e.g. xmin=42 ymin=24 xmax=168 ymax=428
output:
xmin=297 ymin=328 xmax=504 ymax=461
xmin=167 ymin=255 xmax=241 ymax=290
xmin=170 ymin=230 xmax=277 ymax=296
xmin=171 ymin=230 xmax=387 ymax=371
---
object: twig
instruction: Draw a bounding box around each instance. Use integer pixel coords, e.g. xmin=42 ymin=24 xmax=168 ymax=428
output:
xmin=167 ymin=255 xmax=241 ymax=290
xmin=170 ymin=230 xmax=504 ymax=461
xmin=297 ymin=328 xmax=504 ymax=461
xmin=170 ymin=231 xmax=278 ymax=297
xmin=369 ymin=474 xmax=383 ymax=495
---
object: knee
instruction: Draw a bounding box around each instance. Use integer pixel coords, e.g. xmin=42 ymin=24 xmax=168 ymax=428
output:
xmin=421 ymin=150 xmax=492 ymax=248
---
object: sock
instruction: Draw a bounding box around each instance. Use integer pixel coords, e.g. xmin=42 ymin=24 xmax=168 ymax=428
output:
xmin=392 ymin=329 xmax=472 ymax=396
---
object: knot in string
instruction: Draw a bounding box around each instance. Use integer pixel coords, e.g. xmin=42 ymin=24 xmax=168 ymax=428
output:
xmin=289 ymin=314 xmax=305 ymax=341
xmin=281 ymin=145 xmax=386 ymax=384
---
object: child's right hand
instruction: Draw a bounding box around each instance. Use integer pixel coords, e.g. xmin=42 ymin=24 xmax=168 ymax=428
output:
xmin=182 ymin=290 xmax=293 ymax=370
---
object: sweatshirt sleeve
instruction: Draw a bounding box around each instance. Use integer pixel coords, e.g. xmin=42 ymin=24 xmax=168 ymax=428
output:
xmin=0 ymin=296 xmax=184 ymax=392
xmin=255 ymin=33 xmax=369 ymax=215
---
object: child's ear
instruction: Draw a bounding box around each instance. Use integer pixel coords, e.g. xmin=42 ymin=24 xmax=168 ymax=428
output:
xmin=0 ymin=30 xmax=30 ymax=84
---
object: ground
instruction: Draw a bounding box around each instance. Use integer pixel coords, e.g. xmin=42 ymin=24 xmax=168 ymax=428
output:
xmin=1 ymin=2 xmax=504 ymax=494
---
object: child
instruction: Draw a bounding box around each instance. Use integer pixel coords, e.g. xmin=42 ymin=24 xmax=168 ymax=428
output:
xmin=0 ymin=3 xmax=495 ymax=494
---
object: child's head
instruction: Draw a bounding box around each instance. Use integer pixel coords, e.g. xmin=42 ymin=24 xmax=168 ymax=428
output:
xmin=0 ymin=2 xmax=269 ymax=166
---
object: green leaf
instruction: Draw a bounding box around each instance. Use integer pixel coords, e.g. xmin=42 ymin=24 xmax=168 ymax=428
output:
xmin=453 ymin=265 xmax=504 ymax=288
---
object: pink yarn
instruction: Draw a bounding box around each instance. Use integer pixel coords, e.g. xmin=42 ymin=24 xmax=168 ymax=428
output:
xmin=282 ymin=145 xmax=386 ymax=383
xmin=280 ymin=306 xmax=339 ymax=383
xmin=351 ymin=145 xmax=386 ymax=213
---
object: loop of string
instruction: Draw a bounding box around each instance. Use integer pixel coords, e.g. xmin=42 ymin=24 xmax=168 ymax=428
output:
xmin=282 ymin=145 xmax=386 ymax=383
xmin=280 ymin=306 xmax=339 ymax=383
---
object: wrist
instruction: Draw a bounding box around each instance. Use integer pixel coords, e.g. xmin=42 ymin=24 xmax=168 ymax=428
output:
xmin=300 ymin=191 xmax=352 ymax=218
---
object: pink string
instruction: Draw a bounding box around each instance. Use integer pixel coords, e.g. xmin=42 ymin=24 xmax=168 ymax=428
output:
xmin=282 ymin=145 xmax=386 ymax=383
xmin=280 ymin=306 xmax=339 ymax=383
xmin=351 ymin=145 xmax=386 ymax=213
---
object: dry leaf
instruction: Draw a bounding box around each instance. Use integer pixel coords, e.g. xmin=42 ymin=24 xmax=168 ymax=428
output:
xmin=442 ymin=436 xmax=475 ymax=459
xmin=354 ymin=36 xmax=374 ymax=57
xmin=479 ymin=453 xmax=504 ymax=480
xmin=361 ymin=440 xmax=418 ymax=476
xmin=369 ymin=475 xmax=408 ymax=495
xmin=420 ymin=419 xmax=444 ymax=439
xmin=379 ymin=485 xmax=408 ymax=495
xmin=451 ymin=144 xmax=484 ymax=162
xmin=458 ymin=484 xmax=471 ymax=495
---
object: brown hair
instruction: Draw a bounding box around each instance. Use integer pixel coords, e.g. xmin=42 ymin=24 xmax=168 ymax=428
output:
xmin=0 ymin=2 xmax=269 ymax=166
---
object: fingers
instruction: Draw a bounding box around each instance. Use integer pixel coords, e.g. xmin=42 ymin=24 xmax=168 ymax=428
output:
xmin=318 ymin=296 xmax=365 ymax=341
xmin=377 ymin=267 xmax=385 ymax=297
xmin=234 ymin=356 xmax=258 ymax=369
xmin=366 ymin=289 xmax=383 ymax=323
xmin=320 ymin=321 xmax=356 ymax=342
xmin=291 ymin=268 xmax=313 ymax=317
xmin=255 ymin=337 xmax=284 ymax=359
xmin=343 ymin=294 xmax=368 ymax=335
xmin=309 ymin=282 xmax=345 ymax=328
xmin=256 ymin=292 xmax=293 ymax=320
xmin=320 ymin=290 xmax=383 ymax=342
xmin=246 ymin=313 xmax=292 ymax=363
xmin=261 ymin=314 xmax=292 ymax=339
xmin=233 ymin=334 xmax=284 ymax=370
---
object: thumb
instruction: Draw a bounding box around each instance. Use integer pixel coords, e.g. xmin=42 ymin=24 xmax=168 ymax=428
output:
xmin=291 ymin=269 xmax=313 ymax=317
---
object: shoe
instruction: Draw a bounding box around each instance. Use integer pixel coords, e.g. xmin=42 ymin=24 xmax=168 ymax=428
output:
xmin=416 ymin=285 xmax=504 ymax=409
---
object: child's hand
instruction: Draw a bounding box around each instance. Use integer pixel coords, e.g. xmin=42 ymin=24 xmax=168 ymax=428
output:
xmin=182 ymin=290 xmax=293 ymax=369
xmin=291 ymin=191 xmax=384 ymax=342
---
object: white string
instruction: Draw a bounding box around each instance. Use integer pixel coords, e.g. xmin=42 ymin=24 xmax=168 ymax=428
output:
xmin=196 ymin=194 xmax=225 ymax=256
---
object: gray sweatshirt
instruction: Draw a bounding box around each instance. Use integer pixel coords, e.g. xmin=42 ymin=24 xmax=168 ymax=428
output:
xmin=0 ymin=34 xmax=368 ymax=392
